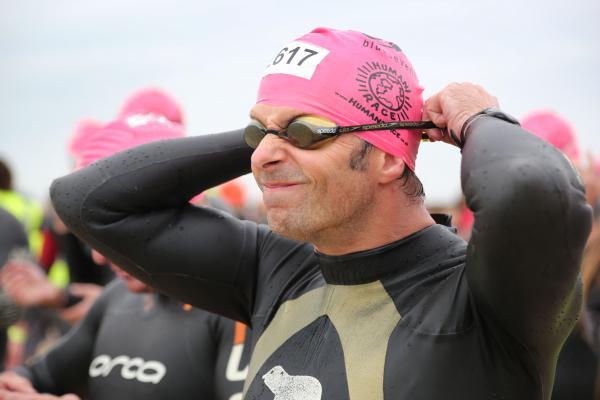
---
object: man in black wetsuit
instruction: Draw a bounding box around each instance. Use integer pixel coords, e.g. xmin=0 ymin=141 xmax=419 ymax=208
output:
xmin=49 ymin=28 xmax=592 ymax=399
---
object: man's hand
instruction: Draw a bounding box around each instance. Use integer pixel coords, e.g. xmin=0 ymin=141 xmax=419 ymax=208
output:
xmin=0 ymin=261 xmax=64 ymax=308
xmin=578 ymin=152 xmax=600 ymax=206
xmin=422 ymin=83 xmax=499 ymax=146
xmin=0 ymin=389 xmax=79 ymax=400
xmin=0 ymin=372 xmax=35 ymax=394
xmin=59 ymin=283 xmax=102 ymax=325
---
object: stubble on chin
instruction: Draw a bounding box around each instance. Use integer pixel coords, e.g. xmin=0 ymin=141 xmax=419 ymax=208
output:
xmin=266 ymin=207 xmax=314 ymax=242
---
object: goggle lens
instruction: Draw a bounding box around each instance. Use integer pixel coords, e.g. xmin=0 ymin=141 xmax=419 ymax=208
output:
xmin=286 ymin=121 xmax=319 ymax=148
xmin=244 ymin=119 xmax=328 ymax=149
xmin=244 ymin=122 xmax=267 ymax=149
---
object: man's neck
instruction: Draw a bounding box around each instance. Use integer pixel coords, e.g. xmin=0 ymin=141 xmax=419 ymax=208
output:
xmin=313 ymin=202 xmax=435 ymax=256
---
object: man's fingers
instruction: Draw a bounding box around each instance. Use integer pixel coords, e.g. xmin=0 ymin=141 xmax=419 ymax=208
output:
xmin=0 ymin=372 xmax=36 ymax=394
xmin=424 ymin=128 xmax=446 ymax=143
xmin=0 ymin=389 xmax=78 ymax=400
xmin=4 ymin=383 xmax=35 ymax=395
xmin=422 ymin=95 xmax=447 ymax=128
xmin=68 ymin=284 xmax=101 ymax=298
xmin=586 ymin=151 xmax=596 ymax=174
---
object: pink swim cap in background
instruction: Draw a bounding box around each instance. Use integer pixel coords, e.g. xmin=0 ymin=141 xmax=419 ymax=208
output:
xmin=257 ymin=27 xmax=424 ymax=170
xmin=521 ymin=110 xmax=580 ymax=162
xmin=76 ymin=114 xmax=185 ymax=170
xmin=68 ymin=119 xmax=103 ymax=160
xmin=118 ymin=88 xmax=184 ymax=126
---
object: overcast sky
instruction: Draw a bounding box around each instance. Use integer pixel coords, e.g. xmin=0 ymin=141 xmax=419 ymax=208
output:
xmin=1 ymin=0 xmax=598 ymax=205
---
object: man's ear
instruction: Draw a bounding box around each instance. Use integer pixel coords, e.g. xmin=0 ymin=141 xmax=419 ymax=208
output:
xmin=378 ymin=152 xmax=406 ymax=184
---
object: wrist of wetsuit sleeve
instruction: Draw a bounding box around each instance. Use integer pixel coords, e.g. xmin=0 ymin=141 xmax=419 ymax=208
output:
xmin=46 ymin=287 xmax=80 ymax=308
xmin=63 ymin=286 xmax=82 ymax=308
xmin=460 ymin=108 xmax=520 ymax=146
xmin=11 ymin=366 xmax=34 ymax=382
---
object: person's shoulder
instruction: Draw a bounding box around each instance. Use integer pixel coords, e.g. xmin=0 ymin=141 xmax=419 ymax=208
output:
xmin=95 ymin=279 xmax=129 ymax=306
xmin=103 ymin=278 xmax=127 ymax=294
xmin=0 ymin=207 xmax=24 ymax=234
xmin=0 ymin=207 xmax=28 ymax=265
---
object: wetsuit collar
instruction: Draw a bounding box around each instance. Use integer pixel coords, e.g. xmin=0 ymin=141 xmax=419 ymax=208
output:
xmin=317 ymin=223 xmax=459 ymax=285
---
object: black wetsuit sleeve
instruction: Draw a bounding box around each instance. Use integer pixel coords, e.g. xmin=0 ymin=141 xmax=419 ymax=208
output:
xmin=462 ymin=116 xmax=592 ymax=353
xmin=50 ymin=131 xmax=259 ymax=324
xmin=15 ymin=282 xmax=117 ymax=395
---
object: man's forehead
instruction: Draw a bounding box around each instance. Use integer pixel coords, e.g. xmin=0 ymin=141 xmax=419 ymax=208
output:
xmin=250 ymin=103 xmax=334 ymax=126
xmin=250 ymin=103 xmax=304 ymax=119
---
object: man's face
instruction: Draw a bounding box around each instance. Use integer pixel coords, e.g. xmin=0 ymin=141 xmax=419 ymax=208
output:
xmin=91 ymin=250 xmax=150 ymax=293
xmin=249 ymin=103 xmax=378 ymax=246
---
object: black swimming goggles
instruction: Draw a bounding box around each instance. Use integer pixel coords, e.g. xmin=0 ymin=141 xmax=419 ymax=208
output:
xmin=244 ymin=115 xmax=438 ymax=149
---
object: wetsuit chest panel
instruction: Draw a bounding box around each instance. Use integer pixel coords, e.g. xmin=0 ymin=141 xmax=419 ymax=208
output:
xmin=245 ymin=281 xmax=401 ymax=399
xmin=89 ymin=295 xmax=217 ymax=400
xmin=377 ymin=266 xmax=540 ymax=400
xmin=383 ymin=322 xmax=538 ymax=400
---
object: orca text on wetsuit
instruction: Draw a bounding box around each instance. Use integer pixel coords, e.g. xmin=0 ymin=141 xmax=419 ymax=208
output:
xmin=13 ymin=280 xmax=250 ymax=400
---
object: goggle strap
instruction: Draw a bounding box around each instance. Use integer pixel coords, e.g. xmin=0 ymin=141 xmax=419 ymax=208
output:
xmin=337 ymin=120 xmax=437 ymax=133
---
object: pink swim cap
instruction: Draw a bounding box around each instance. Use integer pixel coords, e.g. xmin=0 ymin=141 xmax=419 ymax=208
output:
xmin=76 ymin=114 xmax=185 ymax=170
xmin=68 ymin=119 xmax=103 ymax=160
xmin=119 ymin=88 xmax=184 ymax=125
xmin=257 ymin=27 xmax=424 ymax=170
xmin=521 ymin=110 xmax=580 ymax=162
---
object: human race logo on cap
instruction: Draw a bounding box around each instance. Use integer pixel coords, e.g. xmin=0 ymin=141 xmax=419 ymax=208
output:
xmin=257 ymin=27 xmax=424 ymax=170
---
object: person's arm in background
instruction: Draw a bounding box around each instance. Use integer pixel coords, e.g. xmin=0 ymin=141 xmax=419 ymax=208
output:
xmin=50 ymin=131 xmax=262 ymax=324
xmin=0 ymin=208 xmax=30 ymax=371
xmin=0 ymin=282 xmax=117 ymax=397
xmin=0 ymin=260 xmax=102 ymax=326
xmin=0 ymin=208 xmax=28 ymax=269
xmin=0 ymin=388 xmax=79 ymax=400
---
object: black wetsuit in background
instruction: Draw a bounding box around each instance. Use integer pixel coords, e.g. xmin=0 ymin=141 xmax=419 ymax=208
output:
xmin=51 ymin=116 xmax=592 ymax=399
xmin=52 ymin=231 xmax=114 ymax=285
xmin=0 ymin=208 xmax=29 ymax=370
xmin=16 ymin=280 xmax=250 ymax=400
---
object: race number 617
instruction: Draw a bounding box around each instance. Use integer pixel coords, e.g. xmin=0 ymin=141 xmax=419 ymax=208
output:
xmin=263 ymin=41 xmax=330 ymax=79
xmin=272 ymin=46 xmax=318 ymax=66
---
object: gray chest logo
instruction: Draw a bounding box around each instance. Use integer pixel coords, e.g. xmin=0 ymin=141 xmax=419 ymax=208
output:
xmin=262 ymin=366 xmax=322 ymax=400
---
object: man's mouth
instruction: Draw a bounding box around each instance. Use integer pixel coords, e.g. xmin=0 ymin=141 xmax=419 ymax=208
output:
xmin=262 ymin=181 xmax=302 ymax=190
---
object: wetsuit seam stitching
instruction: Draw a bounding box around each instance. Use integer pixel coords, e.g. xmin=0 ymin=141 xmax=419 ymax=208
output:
xmin=409 ymin=324 xmax=475 ymax=336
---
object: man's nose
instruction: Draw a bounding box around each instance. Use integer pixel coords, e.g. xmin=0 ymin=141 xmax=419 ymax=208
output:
xmin=251 ymin=134 xmax=289 ymax=171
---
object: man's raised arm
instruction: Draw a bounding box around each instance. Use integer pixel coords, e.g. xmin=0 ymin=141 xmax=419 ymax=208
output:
xmin=50 ymin=130 xmax=259 ymax=323
xmin=423 ymin=82 xmax=592 ymax=354
xmin=462 ymin=112 xmax=591 ymax=352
